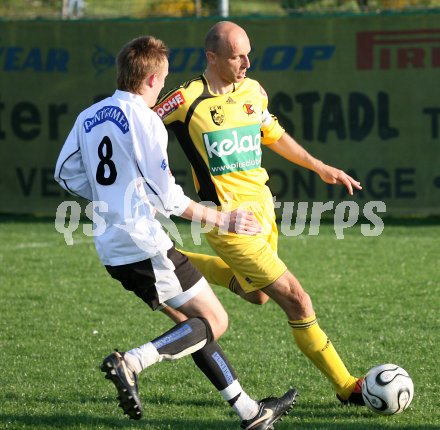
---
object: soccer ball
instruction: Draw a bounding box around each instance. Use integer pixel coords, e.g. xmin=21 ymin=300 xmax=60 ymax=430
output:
xmin=362 ymin=363 xmax=414 ymax=415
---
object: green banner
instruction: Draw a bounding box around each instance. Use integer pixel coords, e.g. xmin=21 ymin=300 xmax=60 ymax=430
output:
xmin=0 ymin=16 xmax=439 ymax=215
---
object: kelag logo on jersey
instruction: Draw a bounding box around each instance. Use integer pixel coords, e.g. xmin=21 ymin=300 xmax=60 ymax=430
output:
xmin=202 ymin=125 xmax=261 ymax=176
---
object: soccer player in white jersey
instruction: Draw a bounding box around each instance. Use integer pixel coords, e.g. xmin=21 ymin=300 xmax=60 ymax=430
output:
xmin=54 ymin=36 xmax=297 ymax=429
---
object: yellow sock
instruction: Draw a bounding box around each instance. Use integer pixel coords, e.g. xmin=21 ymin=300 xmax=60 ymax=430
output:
xmin=288 ymin=314 xmax=358 ymax=399
xmin=178 ymin=249 xmax=236 ymax=291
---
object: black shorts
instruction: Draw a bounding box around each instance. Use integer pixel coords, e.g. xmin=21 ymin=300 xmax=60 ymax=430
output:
xmin=105 ymin=246 xmax=204 ymax=311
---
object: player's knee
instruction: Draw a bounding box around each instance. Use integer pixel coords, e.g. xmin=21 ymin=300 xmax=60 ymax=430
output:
xmin=300 ymin=291 xmax=313 ymax=311
xmin=161 ymin=306 xmax=188 ymax=323
xmin=289 ymin=288 xmax=313 ymax=315
xmin=232 ymin=278 xmax=270 ymax=305
xmin=284 ymin=273 xmax=312 ymax=306
xmin=244 ymin=291 xmax=270 ymax=305
xmin=209 ymin=309 xmax=229 ymax=340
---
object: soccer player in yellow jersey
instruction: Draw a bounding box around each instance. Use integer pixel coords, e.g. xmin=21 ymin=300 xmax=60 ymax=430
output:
xmin=154 ymin=21 xmax=365 ymax=405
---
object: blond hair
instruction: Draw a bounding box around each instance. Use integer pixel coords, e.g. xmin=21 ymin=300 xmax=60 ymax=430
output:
xmin=117 ymin=36 xmax=169 ymax=94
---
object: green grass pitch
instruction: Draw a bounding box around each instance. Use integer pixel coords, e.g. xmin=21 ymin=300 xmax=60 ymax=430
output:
xmin=0 ymin=215 xmax=439 ymax=429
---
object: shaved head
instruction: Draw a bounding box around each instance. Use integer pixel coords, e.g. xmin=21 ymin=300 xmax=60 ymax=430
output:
xmin=203 ymin=21 xmax=251 ymax=93
xmin=205 ymin=21 xmax=249 ymax=54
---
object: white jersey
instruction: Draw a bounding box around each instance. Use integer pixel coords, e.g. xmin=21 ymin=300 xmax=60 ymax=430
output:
xmin=55 ymin=90 xmax=190 ymax=266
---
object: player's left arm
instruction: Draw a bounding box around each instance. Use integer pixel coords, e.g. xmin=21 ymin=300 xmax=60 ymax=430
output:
xmin=267 ymin=132 xmax=362 ymax=196
xmin=54 ymin=119 xmax=93 ymax=201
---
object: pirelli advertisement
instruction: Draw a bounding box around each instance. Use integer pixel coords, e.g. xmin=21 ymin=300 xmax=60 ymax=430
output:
xmin=0 ymin=15 xmax=439 ymax=216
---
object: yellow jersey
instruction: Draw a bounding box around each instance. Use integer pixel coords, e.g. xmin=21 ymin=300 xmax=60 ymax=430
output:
xmin=154 ymin=75 xmax=284 ymax=208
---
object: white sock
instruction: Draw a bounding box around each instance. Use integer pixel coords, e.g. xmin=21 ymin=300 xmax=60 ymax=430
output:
xmin=219 ymin=380 xmax=259 ymax=421
xmin=232 ymin=391 xmax=260 ymax=421
xmin=123 ymin=352 xmax=142 ymax=374
xmin=125 ymin=342 xmax=160 ymax=373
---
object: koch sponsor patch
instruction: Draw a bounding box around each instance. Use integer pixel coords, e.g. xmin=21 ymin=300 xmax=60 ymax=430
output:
xmin=154 ymin=91 xmax=185 ymax=119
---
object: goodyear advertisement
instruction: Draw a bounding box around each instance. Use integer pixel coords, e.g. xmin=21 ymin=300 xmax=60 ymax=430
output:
xmin=0 ymin=15 xmax=439 ymax=216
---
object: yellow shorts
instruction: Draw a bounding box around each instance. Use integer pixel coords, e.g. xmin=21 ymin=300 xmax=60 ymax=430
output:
xmin=206 ymin=186 xmax=287 ymax=293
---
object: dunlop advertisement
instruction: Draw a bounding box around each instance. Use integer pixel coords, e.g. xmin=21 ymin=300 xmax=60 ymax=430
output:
xmin=0 ymin=15 xmax=439 ymax=215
